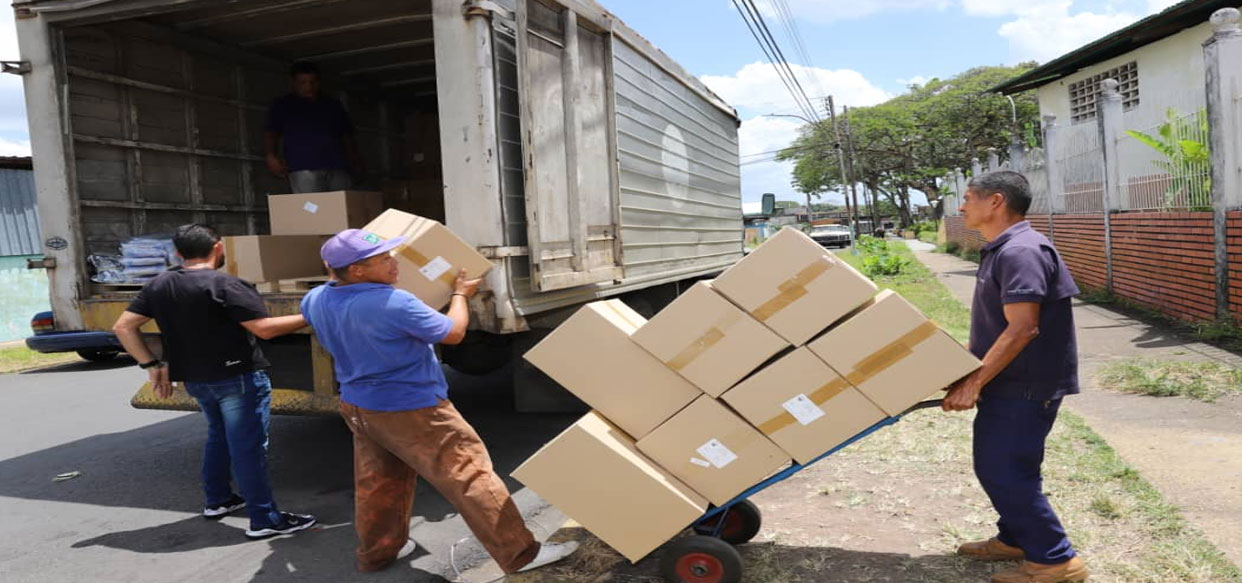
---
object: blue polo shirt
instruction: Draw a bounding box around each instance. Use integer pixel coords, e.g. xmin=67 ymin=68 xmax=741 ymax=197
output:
xmin=301 ymin=282 xmax=453 ymax=411
xmin=971 ymin=221 xmax=1081 ymax=401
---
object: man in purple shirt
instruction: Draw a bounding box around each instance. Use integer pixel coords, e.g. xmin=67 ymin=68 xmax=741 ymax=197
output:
xmin=265 ymin=62 xmax=361 ymax=193
xmin=943 ymin=171 xmax=1088 ymax=583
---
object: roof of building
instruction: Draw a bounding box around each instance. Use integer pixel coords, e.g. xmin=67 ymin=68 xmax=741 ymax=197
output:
xmin=992 ymin=0 xmax=1235 ymax=94
xmin=0 ymin=157 xmax=33 ymax=170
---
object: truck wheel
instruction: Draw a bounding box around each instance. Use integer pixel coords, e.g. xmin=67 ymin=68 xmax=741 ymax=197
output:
xmin=440 ymin=332 xmax=513 ymax=376
xmin=77 ymin=349 xmax=120 ymax=362
xmin=692 ymin=500 xmax=762 ymax=545
xmin=660 ymin=536 xmax=743 ymax=583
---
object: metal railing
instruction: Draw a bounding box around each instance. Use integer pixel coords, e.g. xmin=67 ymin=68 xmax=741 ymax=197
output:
xmin=1056 ymin=125 xmax=1105 ymax=213
xmin=1118 ymin=109 xmax=1212 ymax=211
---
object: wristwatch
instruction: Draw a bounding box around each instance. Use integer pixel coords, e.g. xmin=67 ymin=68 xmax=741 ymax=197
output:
xmin=139 ymin=359 xmax=164 ymax=369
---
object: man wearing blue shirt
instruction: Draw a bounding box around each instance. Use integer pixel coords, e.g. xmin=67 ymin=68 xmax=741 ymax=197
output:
xmin=944 ymin=171 xmax=1088 ymax=583
xmin=301 ymin=229 xmax=577 ymax=573
xmin=265 ymin=62 xmax=361 ymax=193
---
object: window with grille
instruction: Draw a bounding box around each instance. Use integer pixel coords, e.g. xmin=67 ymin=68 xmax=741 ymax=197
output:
xmin=1068 ymin=62 xmax=1139 ymax=123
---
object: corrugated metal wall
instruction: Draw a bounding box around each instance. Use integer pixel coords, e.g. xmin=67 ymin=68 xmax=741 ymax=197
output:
xmin=0 ymin=166 xmax=41 ymax=257
xmin=612 ymin=40 xmax=743 ymax=280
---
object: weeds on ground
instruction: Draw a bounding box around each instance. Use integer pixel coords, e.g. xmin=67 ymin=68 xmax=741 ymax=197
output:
xmin=0 ymin=345 xmax=76 ymax=374
xmin=1076 ymin=288 xmax=1242 ymax=353
xmin=1096 ymin=359 xmax=1242 ymax=402
xmin=837 ymin=242 xmax=969 ymax=342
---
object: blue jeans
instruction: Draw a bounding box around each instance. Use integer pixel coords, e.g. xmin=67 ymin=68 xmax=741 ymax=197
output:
xmin=184 ymin=371 xmax=282 ymax=529
xmin=973 ymin=397 xmax=1076 ymax=564
xmin=289 ymin=169 xmax=351 ymax=193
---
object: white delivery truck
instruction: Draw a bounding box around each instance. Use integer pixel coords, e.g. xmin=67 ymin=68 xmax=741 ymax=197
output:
xmin=12 ymin=0 xmax=743 ymax=414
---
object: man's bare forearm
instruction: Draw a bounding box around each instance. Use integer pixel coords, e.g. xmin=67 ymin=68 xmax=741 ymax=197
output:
xmin=114 ymin=326 xmax=155 ymax=364
xmin=967 ymin=325 xmax=1038 ymax=393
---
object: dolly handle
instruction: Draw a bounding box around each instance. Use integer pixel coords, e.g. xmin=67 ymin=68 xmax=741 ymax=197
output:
xmin=903 ymin=399 xmax=945 ymax=413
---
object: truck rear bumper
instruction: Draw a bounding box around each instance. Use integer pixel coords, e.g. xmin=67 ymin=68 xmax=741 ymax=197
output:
xmin=25 ymin=331 xmax=122 ymax=354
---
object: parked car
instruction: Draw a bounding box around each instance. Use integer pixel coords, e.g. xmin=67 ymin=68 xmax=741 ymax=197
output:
xmin=25 ymin=311 xmax=124 ymax=361
xmin=809 ymin=225 xmax=853 ymax=248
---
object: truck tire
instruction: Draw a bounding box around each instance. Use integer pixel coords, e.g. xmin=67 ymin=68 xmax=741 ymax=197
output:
xmin=440 ymin=332 xmax=513 ymax=376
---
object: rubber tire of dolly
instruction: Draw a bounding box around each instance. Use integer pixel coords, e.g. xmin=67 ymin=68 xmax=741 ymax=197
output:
xmin=691 ymin=500 xmax=762 ymax=545
xmin=660 ymin=535 xmax=743 ymax=583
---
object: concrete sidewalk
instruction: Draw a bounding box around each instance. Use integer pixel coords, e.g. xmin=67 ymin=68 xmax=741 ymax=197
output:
xmin=904 ymin=239 xmax=1242 ymax=567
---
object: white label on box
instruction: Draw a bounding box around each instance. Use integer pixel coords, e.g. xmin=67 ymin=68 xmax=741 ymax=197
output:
xmin=419 ymin=256 xmax=453 ymax=281
xmin=689 ymin=458 xmax=711 ymax=468
xmin=696 ymin=439 xmax=738 ymax=469
xmin=302 ymin=201 xmax=319 ymax=214
xmin=782 ymin=393 xmax=826 ymax=426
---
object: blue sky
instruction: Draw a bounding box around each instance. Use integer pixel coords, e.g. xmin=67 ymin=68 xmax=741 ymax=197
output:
xmin=600 ymin=0 xmax=1180 ymax=207
xmin=0 ymin=0 xmax=1179 ymax=206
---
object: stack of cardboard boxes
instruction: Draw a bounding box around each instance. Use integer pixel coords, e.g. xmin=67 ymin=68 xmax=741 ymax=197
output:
xmin=513 ymin=227 xmax=981 ymax=562
xmin=224 ymin=191 xmax=491 ymax=309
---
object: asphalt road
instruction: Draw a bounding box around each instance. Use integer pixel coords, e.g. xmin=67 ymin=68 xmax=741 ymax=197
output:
xmin=0 ymin=357 xmax=577 ymax=583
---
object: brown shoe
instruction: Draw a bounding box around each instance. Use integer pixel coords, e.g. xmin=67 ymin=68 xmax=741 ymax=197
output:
xmin=957 ymin=538 xmax=1025 ymax=561
xmin=991 ymin=557 xmax=1089 ymax=583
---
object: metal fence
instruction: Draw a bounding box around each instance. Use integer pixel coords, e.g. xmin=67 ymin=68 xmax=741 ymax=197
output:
xmin=1056 ymin=124 xmax=1105 ymax=213
xmin=1118 ymin=109 xmax=1212 ymax=210
xmin=1025 ymin=147 xmax=1051 ymax=214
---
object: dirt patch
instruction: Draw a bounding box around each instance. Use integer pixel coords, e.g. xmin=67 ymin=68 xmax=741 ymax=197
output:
xmin=505 ymin=405 xmax=1240 ymax=583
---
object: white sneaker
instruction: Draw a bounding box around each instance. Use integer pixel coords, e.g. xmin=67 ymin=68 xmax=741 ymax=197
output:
xmin=517 ymin=541 xmax=579 ymax=573
xmin=396 ymin=539 xmax=417 ymax=561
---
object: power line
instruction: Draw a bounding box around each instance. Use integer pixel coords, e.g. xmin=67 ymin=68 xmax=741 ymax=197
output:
xmin=728 ymin=0 xmax=819 ymax=124
xmin=741 ymin=0 xmax=819 ymax=122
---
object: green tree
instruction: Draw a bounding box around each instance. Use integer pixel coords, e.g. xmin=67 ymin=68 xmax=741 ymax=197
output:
xmin=777 ymin=64 xmax=1041 ymax=224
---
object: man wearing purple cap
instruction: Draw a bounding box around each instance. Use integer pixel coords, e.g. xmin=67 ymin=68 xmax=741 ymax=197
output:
xmin=301 ymin=229 xmax=577 ymax=573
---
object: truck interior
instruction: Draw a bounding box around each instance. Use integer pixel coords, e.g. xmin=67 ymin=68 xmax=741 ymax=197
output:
xmin=58 ymin=0 xmax=467 ymax=393
xmin=62 ymin=0 xmax=447 ymax=262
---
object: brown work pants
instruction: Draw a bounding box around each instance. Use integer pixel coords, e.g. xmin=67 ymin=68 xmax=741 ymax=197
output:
xmin=339 ymin=400 xmax=540 ymax=573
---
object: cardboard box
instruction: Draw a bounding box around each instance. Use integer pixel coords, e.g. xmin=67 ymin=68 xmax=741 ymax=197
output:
xmin=712 ymin=228 xmax=878 ymax=346
xmin=363 ymin=209 xmax=493 ymax=310
xmin=267 ymin=191 xmax=384 ymax=235
xmin=524 ymin=300 xmax=702 ymax=439
xmin=511 ymin=412 xmax=708 ymax=563
xmin=807 ymin=289 xmax=981 ymax=416
xmin=222 ymin=235 xmax=329 ymax=283
xmin=721 ymin=348 xmax=887 ymax=464
xmin=631 ymin=282 xmax=788 ymax=397
xmin=637 ymin=396 xmax=790 ymax=506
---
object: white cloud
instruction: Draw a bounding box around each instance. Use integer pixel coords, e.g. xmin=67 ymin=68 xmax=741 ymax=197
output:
xmin=0 ymin=137 xmax=31 ymax=156
xmin=773 ymin=0 xmax=953 ymax=24
xmin=701 ymin=61 xmax=891 ymax=119
xmin=0 ymin=8 xmax=28 ymax=151
xmin=1146 ymin=0 xmax=1181 ymax=13
xmin=997 ymin=6 xmax=1139 ymax=63
xmin=702 ymin=62 xmax=891 ymax=202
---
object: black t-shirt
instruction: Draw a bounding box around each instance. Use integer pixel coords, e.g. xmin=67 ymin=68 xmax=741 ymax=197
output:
xmin=127 ymin=267 xmax=271 ymax=383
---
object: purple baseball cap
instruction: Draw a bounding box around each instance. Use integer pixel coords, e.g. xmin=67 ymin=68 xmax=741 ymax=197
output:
xmin=321 ymin=229 xmax=407 ymax=269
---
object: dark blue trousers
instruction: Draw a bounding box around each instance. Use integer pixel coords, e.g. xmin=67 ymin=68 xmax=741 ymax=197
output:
xmin=973 ymin=397 xmax=1076 ymax=564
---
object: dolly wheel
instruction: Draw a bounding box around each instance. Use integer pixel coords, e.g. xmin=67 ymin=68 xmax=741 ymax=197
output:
xmin=660 ymin=536 xmax=743 ymax=583
xmin=692 ymin=500 xmax=762 ymax=545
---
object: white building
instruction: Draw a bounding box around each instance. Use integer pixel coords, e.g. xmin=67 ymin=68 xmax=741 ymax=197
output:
xmin=994 ymin=0 xmax=1236 ymax=212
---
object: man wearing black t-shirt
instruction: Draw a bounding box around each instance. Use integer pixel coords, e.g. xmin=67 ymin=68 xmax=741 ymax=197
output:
xmin=112 ymin=224 xmax=317 ymax=540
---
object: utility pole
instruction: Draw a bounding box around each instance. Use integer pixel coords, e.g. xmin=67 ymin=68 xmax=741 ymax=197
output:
xmin=826 ymin=96 xmax=855 ymax=241
xmin=839 ymin=104 xmax=862 ymax=233
xmin=844 ymin=106 xmax=875 ymax=233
